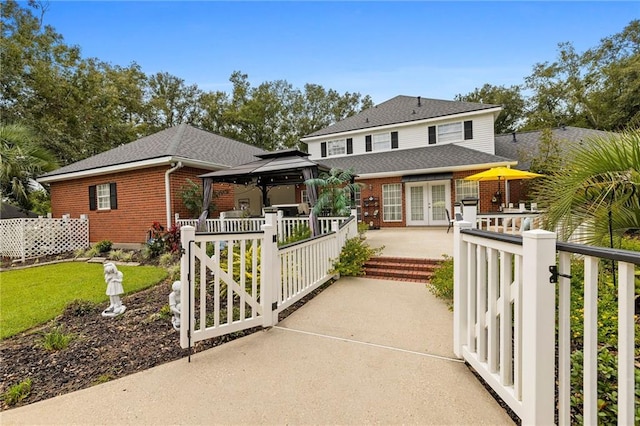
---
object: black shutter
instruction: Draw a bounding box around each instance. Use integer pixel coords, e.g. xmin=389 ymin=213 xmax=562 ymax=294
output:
xmin=109 ymin=182 xmax=118 ymax=210
xmin=428 ymin=126 xmax=436 ymax=145
xmin=346 ymin=138 xmax=353 ymax=154
xmin=464 ymin=120 xmax=473 ymax=140
xmin=321 ymin=142 xmax=327 ymax=158
xmin=391 ymin=132 xmax=398 ymax=149
xmin=89 ymin=185 xmax=97 ymax=211
xmin=365 ymin=135 xmax=372 ymax=152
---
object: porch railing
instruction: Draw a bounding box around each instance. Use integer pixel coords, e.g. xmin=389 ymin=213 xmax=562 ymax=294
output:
xmin=453 ymin=221 xmax=639 ymax=425
xmin=476 ymin=212 xmax=541 ymax=234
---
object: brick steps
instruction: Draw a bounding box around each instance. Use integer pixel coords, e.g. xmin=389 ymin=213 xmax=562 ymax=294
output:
xmin=364 ymin=256 xmax=441 ymax=283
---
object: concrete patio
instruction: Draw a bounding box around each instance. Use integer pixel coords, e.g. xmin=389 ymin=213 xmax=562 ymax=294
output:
xmin=366 ymin=226 xmax=454 ymax=259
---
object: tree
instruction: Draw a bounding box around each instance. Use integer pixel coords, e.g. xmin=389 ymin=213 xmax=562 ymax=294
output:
xmin=533 ymin=129 xmax=640 ymax=245
xmin=523 ymin=20 xmax=640 ymax=131
xmin=526 ymin=128 xmax=565 ymax=175
xmin=305 ymin=168 xmax=360 ymax=216
xmin=144 ymin=71 xmax=202 ymax=132
xmin=0 ymin=123 xmax=58 ymax=209
xmin=455 ymin=84 xmax=525 ymax=134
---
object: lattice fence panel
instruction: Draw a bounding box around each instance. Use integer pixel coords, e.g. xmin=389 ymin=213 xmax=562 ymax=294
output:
xmin=0 ymin=218 xmax=89 ymax=260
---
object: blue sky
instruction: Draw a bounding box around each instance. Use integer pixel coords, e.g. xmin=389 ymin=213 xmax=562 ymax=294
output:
xmin=41 ymin=1 xmax=639 ymax=104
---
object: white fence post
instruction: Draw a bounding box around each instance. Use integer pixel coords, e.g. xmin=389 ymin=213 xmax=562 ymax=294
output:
xmin=521 ymin=229 xmax=556 ymax=425
xmin=220 ymin=211 xmax=227 ymax=233
xmin=261 ymin=210 xmax=279 ymax=327
xmin=453 ymin=220 xmax=472 ymax=358
xmin=179 ymin=225 xmax=195 ymax=349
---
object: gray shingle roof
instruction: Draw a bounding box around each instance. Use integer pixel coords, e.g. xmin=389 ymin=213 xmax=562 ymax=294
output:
xmin=304 ymin=95 xmax=500 ymax=138
xmin=318 ymin=144 xmax=514 ymax=176
xmin=495 ymin=126 xmax=612 ymax=170
xmin=40 ymin=124 xmax=266 ymax=178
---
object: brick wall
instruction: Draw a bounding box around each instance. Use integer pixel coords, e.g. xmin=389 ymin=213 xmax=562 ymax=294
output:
xmin=356 ymin=176 xmax=406 ymax=227
xmin=50 ymin=165 xmax=236 ymax=244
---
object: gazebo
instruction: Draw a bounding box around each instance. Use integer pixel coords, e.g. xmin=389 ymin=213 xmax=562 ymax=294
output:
xmin=198 ymin=149 xmax=335 ymax=235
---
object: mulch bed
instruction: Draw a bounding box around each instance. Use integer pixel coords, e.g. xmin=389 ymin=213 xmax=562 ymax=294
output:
xmin=0 ymin=259 xmax=334 ymax=412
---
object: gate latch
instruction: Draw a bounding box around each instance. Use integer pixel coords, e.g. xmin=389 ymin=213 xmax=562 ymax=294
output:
xmin=549 ymin=265 xmax=572 ymax=283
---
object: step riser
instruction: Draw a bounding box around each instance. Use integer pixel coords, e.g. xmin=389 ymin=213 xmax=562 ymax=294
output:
xmin=363 ymin=256 xmax=442 ymax=282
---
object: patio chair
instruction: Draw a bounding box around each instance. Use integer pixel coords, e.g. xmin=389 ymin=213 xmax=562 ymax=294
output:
xmin=446 ymin=209 xmax=454 ymax=233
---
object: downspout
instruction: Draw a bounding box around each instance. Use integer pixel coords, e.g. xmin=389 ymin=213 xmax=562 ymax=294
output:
xmin=165 ymin=161 xmax=183 ymax=228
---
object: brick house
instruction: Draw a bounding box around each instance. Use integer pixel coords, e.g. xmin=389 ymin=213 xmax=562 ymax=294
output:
xmin=301 ymin=95 xmax=609 ymax=228
xmin=38 ymin=124 xmax=265 ymax=246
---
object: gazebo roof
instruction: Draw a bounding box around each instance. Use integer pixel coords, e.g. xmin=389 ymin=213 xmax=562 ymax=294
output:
xmin=199 ymin=149 xmax=332 ymax=186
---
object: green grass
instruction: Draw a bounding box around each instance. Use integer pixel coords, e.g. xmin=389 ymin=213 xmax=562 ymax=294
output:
xmin=0 ymin=263 xmax=167 ymax=339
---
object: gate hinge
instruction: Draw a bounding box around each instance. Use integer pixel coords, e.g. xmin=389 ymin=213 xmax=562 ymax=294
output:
xmin=273 ymin=235 xmax=277 ymax=243
xmin=272 ymin=302 xmax=278 ymax=310
xmin=549 ymin=265 xmax=572 ymax=283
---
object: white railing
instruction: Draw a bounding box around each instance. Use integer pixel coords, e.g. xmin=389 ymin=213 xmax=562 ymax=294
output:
xmin=177 ymin=215 xmax=350 ymax=243
xmin=0 ymin=217 xmax=89 ymax=261
xmin=476 ymin=212 xmax=541 ymax=234
xmin=453 ymin=221 xmax=639 ymax=425
xmin=277 ymin=217 xmax=357 ymax=312
xmin=179 ymin=213 xmax=357 ymax=349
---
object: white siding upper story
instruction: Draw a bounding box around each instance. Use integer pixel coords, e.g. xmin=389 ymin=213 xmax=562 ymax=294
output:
xmin=305 ymin=109 xmax=497 ymax=161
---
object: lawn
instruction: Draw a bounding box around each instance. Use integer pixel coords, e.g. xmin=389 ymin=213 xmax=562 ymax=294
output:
xmin=0 ymin=263 xmax=168 ymax=339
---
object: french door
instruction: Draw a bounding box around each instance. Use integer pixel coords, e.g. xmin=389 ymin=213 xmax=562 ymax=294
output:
xmin=405 ymin=181 xmax=450 ymax=226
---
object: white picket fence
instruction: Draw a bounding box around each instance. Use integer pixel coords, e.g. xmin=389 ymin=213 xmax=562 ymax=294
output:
xmin=177 ymin=214 xmax=350 ymax=243
xmin=453 ymin=221 xmax=639 ymax=425
xmin=178 ymin=212 xmax=357 ymax=349
xmin=0 ymin=217 xmax=89 ymax=261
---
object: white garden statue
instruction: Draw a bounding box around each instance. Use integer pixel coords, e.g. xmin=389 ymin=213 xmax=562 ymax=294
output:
xmin=168 ymin=281 xmax=181 ymax=330
xmin=102 ymin=262 xmax=126 ymax=317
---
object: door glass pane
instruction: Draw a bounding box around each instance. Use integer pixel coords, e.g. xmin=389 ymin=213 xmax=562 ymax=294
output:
xmin=410 ymin=186 xmax=424 ymax=221
xmin=431 ymin=184 xmax=446 ymax=221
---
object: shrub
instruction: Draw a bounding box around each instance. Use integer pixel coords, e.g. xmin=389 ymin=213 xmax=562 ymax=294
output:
xmin=167 ymin=264 xmax=180 ymax=281
xmin=159 ymin=252 xmax=177 ymax=268
xmin=64 ymin=299 xmax=99 ymax=317
xmin=427 ymin=255 xmax=453 ymax=303
xmin=3 ymin=378 xmax=32 ymax=406
xmin=73 ymin=248 xmax=87 ymax=258
xmin=146 ymin=222 xmax=181 ymax=257
xmin=83 ymin=245 xmax=100 ymax=258
xmin=280 ymin=224 xmax=311 ymax=245
xmin=41 ymin=325 xmax=73 ymax=351
xmin=94 ymin=240 xmax=112 ymax=253
xmin=108 ymin=249 xmax=133 ymax=262
xmin=332 ymin=237 xmax=383 ymax=277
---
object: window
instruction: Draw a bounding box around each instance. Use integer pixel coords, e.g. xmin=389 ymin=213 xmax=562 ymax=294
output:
xmin=89 ymin=183 xmax=117 ymax=211
xmin=327 ymin=139 xmax=346 ymax=156
xmin=438 ymin=122 xmax=463 ymax=143
xmin=429 ymin=120 xmax=473 ymax=144
xmin=382 ymin=183 xmax=402 ymax=222
xmin=373 ymin=133 xmax=391 ymax=151
xmin=301 ymin=189 xmax=309 ymax=204
xmin=455 ymin=179 xmax=479 ymax=210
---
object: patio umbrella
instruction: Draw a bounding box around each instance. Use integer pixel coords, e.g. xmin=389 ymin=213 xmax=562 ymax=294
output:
xmin=464 ymin=167 xmax=544 ymax=209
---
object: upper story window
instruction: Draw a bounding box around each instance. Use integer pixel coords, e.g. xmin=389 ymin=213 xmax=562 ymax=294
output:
xmin=373 ymin=133 xmax=391 ymax=151
xmin=327 ymin=139 xmax=346 ymax=156
xmin=321 ymin=138 xmax=352 ymax=157
xmin=429 ymin=120 xmax=473 ymax=145
xmin=365 ymin=131 xmax=398 ymax=152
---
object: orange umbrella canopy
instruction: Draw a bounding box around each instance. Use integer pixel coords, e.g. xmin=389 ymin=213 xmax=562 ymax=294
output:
xmin=464 ymin=167 xmax=544 ymax=182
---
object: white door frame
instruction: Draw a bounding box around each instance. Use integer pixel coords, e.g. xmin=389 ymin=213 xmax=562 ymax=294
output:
xmin=405 ymin=180 xmax=451 ymax=226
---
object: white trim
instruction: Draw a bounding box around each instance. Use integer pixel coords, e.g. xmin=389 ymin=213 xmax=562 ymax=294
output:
xmin=354 ymin=161 xmax=517 ymax=180
xmin=301 ymin=107 xmax=502 ymax=142
xmin=38 ymin=156 xmax=228 ymax=183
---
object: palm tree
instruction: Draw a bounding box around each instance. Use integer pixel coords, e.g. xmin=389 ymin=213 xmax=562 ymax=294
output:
xmin=0 ymin=123 xmax=58 ymax=209
xmin=533 ymin=129 xmax=640 ymax=245
xmin=305 ymin=168 xmax=360 ymax=216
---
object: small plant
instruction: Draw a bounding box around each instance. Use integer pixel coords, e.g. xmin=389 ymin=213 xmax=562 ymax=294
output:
xmin=146 ymin=222 xmax=181 ymax=257
xmin=427 ymin=255 xmax=453 ymax=303
xmin=92 ymin=374 xmax=115 ymax=386
xmin=331 ymin=237 xmax=383 ymax=277
xmin=3 ymin=378 xmax=32 ymax=406
xmin=84 ymin=245 xmax=100 ymax=258
xmin=357 ymin=222 xmax=369 ymax=239
xmin=145 ymin=304 xmax=172 ymax=323
xmin=64 ymin=299 xmax=98 ymax=317
xmin=95 ymin=240 xmax=113 ymax=254
xmin=74 ymin=247 xmax=87 ymax=258
xmin=280 ymin=224 xmax=311 ymax=245
xmin=41 ymin=325 xmax=73 ymax=351
xmin=108 ymin=249 xmax=134 ymax=262
xmin=159 ymin=252 xmax=177 ymax=268
xmin=167 ymin=264 xmax=180 ymax=281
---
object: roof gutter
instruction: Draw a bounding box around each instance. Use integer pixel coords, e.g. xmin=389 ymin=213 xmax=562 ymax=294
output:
xmin=165 ymin=161 xmax=183 ymax=228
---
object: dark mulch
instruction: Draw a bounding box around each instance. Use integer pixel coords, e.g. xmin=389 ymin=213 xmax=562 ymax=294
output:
xmin=0 ymin=261 xmax=334 ymax=412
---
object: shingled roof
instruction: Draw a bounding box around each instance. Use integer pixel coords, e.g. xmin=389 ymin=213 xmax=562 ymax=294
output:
xmin=304 ymin=96 xmax=501 ymax=138
xmin=495 ymin=126 xmax=611 ymax=170
xmin=39 ymin=124 xmax=266 ymax=180
xmin=318 ymin=144 xmax=514 ymax=176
